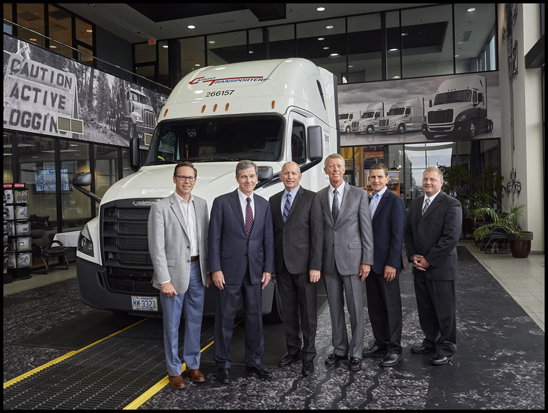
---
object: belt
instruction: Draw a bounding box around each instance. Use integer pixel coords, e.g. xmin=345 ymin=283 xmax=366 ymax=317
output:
xmin=190 ymin=256 xmax=199 ymax=262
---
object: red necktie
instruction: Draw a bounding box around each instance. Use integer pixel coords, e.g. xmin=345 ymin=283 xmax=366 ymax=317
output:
xmin=245 ymin=197 xmax=253 ymax=236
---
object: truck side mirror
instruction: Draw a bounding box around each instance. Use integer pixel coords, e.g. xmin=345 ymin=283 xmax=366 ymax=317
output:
xmin=307 ymin=126 xmax=323 ymax=161
xmin=257 ymin=166 xmax=273 ymax=182
xmin=72 ymin=172 xmax=101 ymax=203
xmin=129 ymin=137 xmax=141 ymax=172
xmin=478 ymin=93 xmax=483 ymax=103
xmin=429 ymin=100 xmax=432 ymax=108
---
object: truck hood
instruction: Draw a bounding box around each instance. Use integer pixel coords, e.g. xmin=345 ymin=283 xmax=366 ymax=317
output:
xmin=429 ymin=102 xmax=470 ymax=113
xmin=100 ymin=162 xmax=281 ymax=205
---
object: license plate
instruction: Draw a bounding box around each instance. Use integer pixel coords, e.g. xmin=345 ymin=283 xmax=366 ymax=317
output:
xmin=131 ymin=296 xmax=158 ymax=311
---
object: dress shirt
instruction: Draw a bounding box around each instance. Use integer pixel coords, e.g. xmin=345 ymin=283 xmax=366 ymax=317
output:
xmin=237 ymin=189 xmax=255 ymax=221
xmin=422 ymin=189 xmax=441 ymax=213
xmin=369 ymin=185 xmax=388 ymax=219
xmin=281 ymin=185 xmax=300 ymax=214
xmin=328 ymin=181 xmax=346 ymax=214
xmin=175 ymin=191 xmax=199 ymax=256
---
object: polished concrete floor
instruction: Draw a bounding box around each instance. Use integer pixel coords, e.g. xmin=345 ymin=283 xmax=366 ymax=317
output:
xmin=3 ymin=240 xmax=545 ymax=409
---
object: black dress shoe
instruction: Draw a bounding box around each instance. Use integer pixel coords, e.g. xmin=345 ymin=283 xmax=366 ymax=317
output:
xmin=348 ymin=357 xmax=362 ymax=371
xmin=410 ymin=345 xmax=435 ymax=354
xmin=279 ymin=354 xmax=301 ymax=367
xmin=362 ymin=345 xmax=388 ymax=357
xmin=380 ymin=352 xmax=402 ymax=367
xmin=325 ymin=353 xmax=348 ymax=365
xmin=430 ymin=355 xmax=452 ymax=365
xmin=247 ymin=364 xmax=273 ymax=378
xmin=217 ymin=368 xmax=230 ymax=384
xmin=302 ymin=360 xmax=314 ymax=376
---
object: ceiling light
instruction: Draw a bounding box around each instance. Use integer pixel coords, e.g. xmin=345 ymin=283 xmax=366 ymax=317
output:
xmin=323 ymin=47 xmax=329 ymax=50
xmin=318 ymin=37 xmax=324 ymax=41
xmin=348 ymin=65 xmax=353 ymax=68
xmin=317 ymin=7 xmax=325 ymax=12
xmin=249 ymin=50 xmax=253 ymax=54
xmin=209 ymin=40 xmax=215 ymax=44
xmin=195 ymin=64 xmax=200 ymax=66
xmin=467 ymin=8 xmax=475 ymax=12
xmin=50 ymin=45 xmax=57 ymax=49
xmin=30 ymin=38 xmax=37 ymax=41
xmin=401 ymin=32 xmax=408 ymax=36
xmin=163 ymin=45 xmax=168 ymax=48
xmin=455 ymin=55 xmax=459 ymax=58
xmin=388 ymin=48 xmax=398 ymax=52
xmin=393 ymin=76 xmax=401 ymax=79
xmin=86 ymin=29 xmax=93 ymax=33
xmin=329 ymin=53 xmax=340 ymax=58
xmin=326 ymin=25 xmax=333 ymax=29
xmin=188 ymin=25 xmax=195 ymax=29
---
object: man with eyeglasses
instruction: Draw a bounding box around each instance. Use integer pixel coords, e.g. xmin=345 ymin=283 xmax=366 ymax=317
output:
xmin=148 ymin=161 xmax=211 ymax=389
xmin=311 ymin=153 xmax=374 ymax=372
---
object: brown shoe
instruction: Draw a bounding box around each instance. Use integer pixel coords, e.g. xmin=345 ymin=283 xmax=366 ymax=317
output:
xmin=168 ymin=375 xmax=186 ymax=389
xmin=184 ymin=368 xmax=205 ymax=383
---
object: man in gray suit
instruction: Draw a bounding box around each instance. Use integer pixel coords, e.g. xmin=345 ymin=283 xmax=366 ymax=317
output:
xmin=148 ymin=161 xmax=211 ymax=389
xmin=312 ymin=153 xmax=374 ymax=371
xmin=269 ymin=161 xmax=322 ymax=376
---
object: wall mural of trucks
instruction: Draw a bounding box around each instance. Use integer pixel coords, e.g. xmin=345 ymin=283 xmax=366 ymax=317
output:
xmin=337 ymin=72 xmax=500 ymax=146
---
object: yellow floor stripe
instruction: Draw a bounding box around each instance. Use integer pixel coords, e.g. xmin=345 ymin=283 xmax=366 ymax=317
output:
xmin=3 ymin=317 xmax=149 ymax=389
xmin=123 ymin=320 xmax=242 ymax=410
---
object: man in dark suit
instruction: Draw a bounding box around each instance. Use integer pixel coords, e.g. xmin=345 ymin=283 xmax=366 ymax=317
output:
xmin=404 ymin=166 xmax=462 ymax=366
xmin=209 ymin=160 xmax=276 ymax=384
xmin=312 ymin=153 xmax=374 ymax=372
xmin=362 ymin=163 xmax=406 ymax=367
xmin=269 ymin=161 xmax=322 ymax=376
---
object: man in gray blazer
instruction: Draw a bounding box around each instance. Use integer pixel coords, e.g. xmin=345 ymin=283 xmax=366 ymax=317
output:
xmin=269 ymin=161 xmax=323 ymax=376
xmin=312 ymin=153 xmax=374 ymax=371
xmin=148 ymin=161 xmax=211 ymax=389
xmin=404 ymin=166 xmax=462 ymax=366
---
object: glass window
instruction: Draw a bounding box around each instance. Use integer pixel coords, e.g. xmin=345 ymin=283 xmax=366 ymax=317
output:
xmin=158 ymin=40 xmax=169 ymax=87
xmin=348 ymin=14 xmax=382 ymax=83
xmin=60 ymin=140 xmax=91 ymax=231
xmin=179 ymin=36 xmax=206 ymax=79
xmin=75 ymin=17 xmax=93 ymax=48
xmin=401 ymin=5 xmax=454 ymax=78
xmin=4 ymin=3 xmax=13 ymax=34
xmin=94 ymin=144 xmax=119 ymax=199
xmin=291 ymin=121 xmax=306 ymax=164
xmin=18 ymin=134 xmax=58 ymax=233
xmin=207 ymin=31 xmax=247 ymax=65
xmin=77 ymin=44 xmax=94 ymax=67
xmin=454 ymin=4 xmax=497 ymax=74
xmin=16 ymin=3 xmax=45 ymax=48
xmin=121 ymin=148 xmax=137 ymax=178
xmin=3 ymin=132 xmax=14 ymax=184
xmin=48 ymin=5 xmax=72 ymax=59
xmin=386 ymin=11 xmax=401 ymax=80
xmin=248 ymin=29 xmax=265 ymax=61
xmin=297 ymin=18 xmax=346 ymax=84
xmin=267 ymin=24 xmax=295 ymax=59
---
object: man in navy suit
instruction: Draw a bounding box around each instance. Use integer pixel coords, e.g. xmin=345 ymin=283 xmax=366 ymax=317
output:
xmin=209 ymin=160 xmax=275 ymax=384
xmin=362 ymin=163 xmax=406 ymax=367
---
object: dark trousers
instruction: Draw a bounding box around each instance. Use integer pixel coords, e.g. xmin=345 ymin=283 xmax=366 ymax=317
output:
xmin=214 ymin=267 xmax=264 ymax=369
xmin=413 ymin=273 xmax=457 ymax=357
xmin=365 ymin=270 xmax=403 ymax=354
xmin=278 ymin=261 xmax=317 ymax=361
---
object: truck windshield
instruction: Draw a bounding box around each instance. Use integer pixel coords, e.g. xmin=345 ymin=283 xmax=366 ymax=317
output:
xmin=339 ymin=114 xmax=349 ymax=120
xmin=361 ymin=112 xmax=374 ymax=119
xmin=387 ymin=108 xmax=405 ymax=116
xmin=434 ymin=90 xmax=471 ymax=105
xmin=146 ymin=115 xmax=284 ymax=164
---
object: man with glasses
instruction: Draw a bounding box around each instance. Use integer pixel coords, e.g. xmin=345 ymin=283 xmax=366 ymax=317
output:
xmin=148 ymin=161 xmax=211 ymax=389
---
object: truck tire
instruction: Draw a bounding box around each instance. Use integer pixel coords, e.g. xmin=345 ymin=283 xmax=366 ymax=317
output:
xmin=366 ymin=125 xmax=374 ymax=134
xmin=263 ymin=282 xmax=283 ymax=323
xmin=397 ymin=124 xmax=406 ymax=134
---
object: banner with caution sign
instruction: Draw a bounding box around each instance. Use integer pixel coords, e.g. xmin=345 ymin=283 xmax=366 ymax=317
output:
xmin=4 ymin=52 xmax=78 ymax=137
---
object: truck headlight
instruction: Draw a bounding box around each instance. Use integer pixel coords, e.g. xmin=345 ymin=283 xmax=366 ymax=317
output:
xmin=134 ymin=113 xmax=142 ymax=121
xmin=78 ymin=225 xmax=94 ymax=257
xmin=456 ymin=114 xmax=467 ymax=123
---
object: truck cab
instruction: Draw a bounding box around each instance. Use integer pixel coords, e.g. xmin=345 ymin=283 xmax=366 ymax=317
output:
xmin=377 ymin=98 xmax=423 ymax=135
xmin=339 ymin=111 xmax=360 ymax=133
xmin=357 ymin=102 xmax=384 ymax=134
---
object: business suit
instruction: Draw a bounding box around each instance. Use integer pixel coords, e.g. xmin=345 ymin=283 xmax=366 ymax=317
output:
xmin=148 ymin=192 xmax=209 ymax=377
xmin=270 ymin=186 xmax=322 ymax=363
xmin=209 ymin=189 xmax=275 ymax=369
xmin=366 ymin=189 xmax=406 ymax=354
xmin=314 ymin=183 xmax=374 ymax=360
xmin=404 ymin=191 xmax=462 ymax=358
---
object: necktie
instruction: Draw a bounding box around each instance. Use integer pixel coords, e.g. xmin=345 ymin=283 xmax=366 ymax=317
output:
xmin=245 ymin=197 xmax=253 ymax=236
xmin=369 ymin=193 xmax=377 ymax=219
xmin=422 ymin=197 xmax=431 ymax=216
xmin=282 ymin=192 xmax=292 ymax=223
xmin=332 ymin=189 xmax=339 ymax=223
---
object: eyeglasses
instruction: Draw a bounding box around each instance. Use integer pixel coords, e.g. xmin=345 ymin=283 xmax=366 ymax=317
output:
xmin=175 ymin=175 xmax=196 ymax=181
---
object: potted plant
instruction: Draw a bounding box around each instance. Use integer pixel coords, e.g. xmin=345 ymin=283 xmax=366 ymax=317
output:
xmin=471 ymin=202 xmax=533 ymax=258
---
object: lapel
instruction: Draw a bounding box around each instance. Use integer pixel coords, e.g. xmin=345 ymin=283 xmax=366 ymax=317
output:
xmin=338 ymin=184 xmax=351 ymax=218
xmin=169 ymin=193 xmax=190 ymax=239
xmin=285 ymin=186 xmax=303 ymax=223
xmin=321 ymin=187 xmax=334 ymax=226
xmin=229 ymin=190 xmax=247 ymax=236
xmin=373 ymin=189 xmax=390 ymax=222
xmin=420 ymin=192 xmax=442 ymax=221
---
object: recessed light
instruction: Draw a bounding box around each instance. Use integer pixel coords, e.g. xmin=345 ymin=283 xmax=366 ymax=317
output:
xmin=163 ymin=45 xmax=168 ymax=48
xmin=323 ymin=47 xmax=329 ymax=50
xmin=393 ymin=76 xmax=401 ymax=79
xmin=467 ymin=8 xmax=475 ymax=12
xmin=329 ymin=53 xmax=339 ymax=58
xmin=86 ymin=29 xmax=93 ymax=33
xmin=195 ymin=64 xmax=200 ymax=66
xmin=318 ymin=37 xmax=324 ymax=41
xmin=401 ymin=32 xmax=408 ymax=36
xmin=209 ymin=40 xmax=215 ymax=44
xmin=249 ymin=50 xmax=254 ymax=54
xmin=455 ymin=55 xmax=459 ymax=58
xmin=188 ymin=25 xmax=195 ymax=29
xmin=50 ymin=45 xmax=57 ymax=49
xmin=317 ymin=7 xmax=325 ymax=12
xmin=30 ymin=38 xmax=37 ymax=41
xmin=389 ymin=48 xmax=398 ymax=52
xmin=348 ymin=65 xmax=353 ymax=68
xmin=326 ymin=25 xmax=333 ymax=29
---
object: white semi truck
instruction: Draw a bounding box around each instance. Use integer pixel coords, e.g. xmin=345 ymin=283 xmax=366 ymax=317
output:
xmin=339 ymin=111 xmax=360 ymax=133
xmin=356 ymin=102 xmax=385 ymax=134
xmin=73 ymin=58 xmax=339 ymax=321
xmin=422 ymin=74 xmax=493 ymax=140
xmin=377 ymin=97 xmax=424 ymax=135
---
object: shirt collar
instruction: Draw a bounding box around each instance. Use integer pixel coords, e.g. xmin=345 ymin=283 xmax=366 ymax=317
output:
xmin=330 ymin=181 xmax=345 ymax=194
xmin=238 ymin=188 xmax=253 ymax=202
xmin=372 ymin=185 xmax=388 ymax=199
xmin=284 ymin=185 xmax=300 ymax=198
xmin=425 ymin=189 xmax=441 ymax=203
xmin=175 ymin=191 xmax=194 ymax=204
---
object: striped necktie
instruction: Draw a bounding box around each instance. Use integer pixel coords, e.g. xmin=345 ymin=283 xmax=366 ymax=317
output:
xmin=422 ymin=197 xmax=431 ymax=216
xmin=282 ymin=192 xmax=292 ymax=223
xmin=332 ymin=189 xmax=340 ymax=223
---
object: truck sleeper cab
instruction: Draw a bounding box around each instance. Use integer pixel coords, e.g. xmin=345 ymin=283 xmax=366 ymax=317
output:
xmin=377 ymin=98 xmax=423 ymax=135
xmin=75 ymin=58 xmax=338 ymax=321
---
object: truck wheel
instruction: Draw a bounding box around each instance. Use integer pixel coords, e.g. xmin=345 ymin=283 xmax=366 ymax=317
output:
xmin=366 ymin=125 xmax=374 ymax=134
xmin=263 ymin=282 xmax=283 ymax=323
xmin=397 ymin=124 xmax=406 ymax=134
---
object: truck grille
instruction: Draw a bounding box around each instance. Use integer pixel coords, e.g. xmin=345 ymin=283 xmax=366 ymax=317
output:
xmin=428 ymin=109 xmax=453 ymax=124
xmin=379 ymin=119 xmax=389 ymax=127
xmin=101 ymin=199 xmax=162 ymax=294
xmin=144 ymin=110 xmax=155 ymax=129
xmin=351 ymin=121 xmax=360 ymax=129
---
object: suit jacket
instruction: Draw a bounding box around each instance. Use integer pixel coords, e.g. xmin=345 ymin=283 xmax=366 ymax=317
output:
xmin=269 ymin=186 xmax=322 ymax=275
xmin=371 ymin=190 xmax=406 ymax=275
xmin=148 ymin=193 xmax=209 ymax=293
xmin=208 ymin=189 xmax=275 ymax=285
xmin=404 ymin=192 xmax=462 ymax=280
xmin=313 ymin=184 xmax=374 ymax=275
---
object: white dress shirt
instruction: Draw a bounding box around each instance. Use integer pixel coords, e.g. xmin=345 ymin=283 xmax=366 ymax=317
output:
xmin=237 ymin=188 xmax=255 ymax=221
xmin=422 ymin=189 xmax=441 ymax=212
xmin=328 ymin=181 xmax=346 ymax=213
xmin=175 ymin=191 xmax=199 ymax=257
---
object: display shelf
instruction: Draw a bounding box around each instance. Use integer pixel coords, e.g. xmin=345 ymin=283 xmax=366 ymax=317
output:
xmin=4 ymin=183 xmax=31 ymax=281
